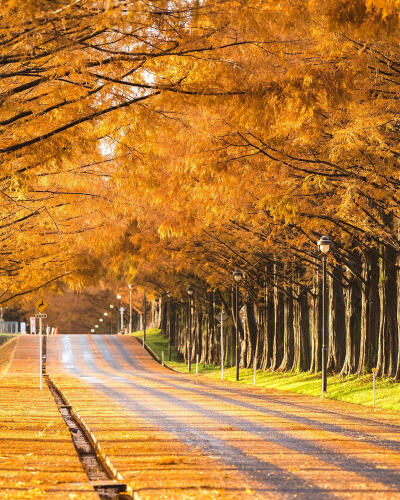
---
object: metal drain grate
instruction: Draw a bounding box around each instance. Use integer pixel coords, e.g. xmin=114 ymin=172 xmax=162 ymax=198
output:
xmin=46 ymin=376 xmax=129 ymax=500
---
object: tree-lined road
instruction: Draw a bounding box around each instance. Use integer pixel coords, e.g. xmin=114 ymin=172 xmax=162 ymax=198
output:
xmin=45 ymin=335 xmax=400 ymax=499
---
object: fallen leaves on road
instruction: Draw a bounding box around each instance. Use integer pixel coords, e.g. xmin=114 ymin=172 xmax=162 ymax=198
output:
xmin=0 ymin=337 xmax=97 ymax=499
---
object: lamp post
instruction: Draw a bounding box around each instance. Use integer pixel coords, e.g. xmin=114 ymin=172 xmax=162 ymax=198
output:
xmin=128 ymin=284 xmax=133 ymax=335
xmin=233 ymin=269 xmax=243 ymax=381
xmin=154 ymin=297 xmax=160 ymax=327
xmin=110 ymin=304 xmax=115 ymax=334
xmin=103 ymin=312 xmax=109 ymax=335
xmin=116 ymin=294 xmax=122 ymax=332
xmin=143 ymin=292 xmax=147 ymax=346
xmin=119 ymin=307 xmax=125 ymax=333
xmin=167 ymin=292 xmax=172 ymax=361
xmin=187 ymin=285 xmax=194 ymax=372
xmin=317 ymin=235 xmax=333 ymax=395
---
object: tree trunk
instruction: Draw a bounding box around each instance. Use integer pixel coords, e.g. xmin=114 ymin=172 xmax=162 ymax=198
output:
xmin=293 ymin=280 xmax=310 ymax=372
xmin=358 ymin=248 xmax=380 ymax=373
xmin=260 ymin=265 xmax=274 ymax=370
xmin=278 ymin=278 xmax=294 ymax=371
xmin=377 ymin=243 xmax=397 ymax=377
xmin=310 ymin=269 xmax=322 ymax=373
xmin=327 ymin=265 xmax=346 ymax=372
xmin=271 ymin=260 xmax=284 ymax=370
xmin=340 ymin=265 xmax=361 ymax=376
xmin=246 ymin=301 xmax=258 ymax=367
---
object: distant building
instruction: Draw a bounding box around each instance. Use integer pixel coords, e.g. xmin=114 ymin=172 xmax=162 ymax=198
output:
xmin=0 ymin=320 xmax=25 ymax=333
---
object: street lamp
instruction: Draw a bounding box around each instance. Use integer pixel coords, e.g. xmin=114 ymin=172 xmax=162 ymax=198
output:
xmin=143 ymin=292 xmax=147 ymax=346
xmin=317 ymin=235 xmax=333 ymax=395
xmin=116 ymin=294 xmax=122 ymax=332
xmin=90 ymin=328 xmax=95 ymax=333
xmin=167 ymin=292 xmax=172 ymax=361
xmin=187 ymin=285 xmax=194 ymax=373
xmin=128 ymin=284 xmax=133 ymax=335
xmin=103 ymin=312 xmax=109 ymax=335
xmin=233 ymin=269 xmax=243 ymax=381
xmin=110 ymin=304 xmax=115 ymax=334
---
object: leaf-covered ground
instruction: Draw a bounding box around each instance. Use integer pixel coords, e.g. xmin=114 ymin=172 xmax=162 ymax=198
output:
xmin=0 ymin=336 xmax=97 ymax=499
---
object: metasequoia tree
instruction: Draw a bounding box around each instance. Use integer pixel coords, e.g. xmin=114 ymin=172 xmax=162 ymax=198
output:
xmin=2 ymin=1 xmax=400 ymax=378
xmin=0 ymin=0 xmax=256 ymax=300
xmin=101 ymin=1 xmax=400 ymax=378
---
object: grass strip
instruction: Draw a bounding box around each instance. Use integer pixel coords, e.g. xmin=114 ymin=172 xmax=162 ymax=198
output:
xmin=132 ymin=328 xmax=400 ymax=412
xmin=0 ymin=333 xmax=15 ymax=346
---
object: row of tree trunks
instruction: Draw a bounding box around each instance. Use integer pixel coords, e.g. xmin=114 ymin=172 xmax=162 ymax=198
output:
xmin=153 ymin=244 xmax=400 ymax=378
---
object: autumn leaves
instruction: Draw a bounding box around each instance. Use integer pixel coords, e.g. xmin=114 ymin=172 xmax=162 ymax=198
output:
xmin=1 ymin=1 xmax=400 ymax=374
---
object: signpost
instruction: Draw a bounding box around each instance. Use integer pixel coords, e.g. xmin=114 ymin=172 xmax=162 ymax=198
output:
xmin=34 ymin=297 xmax=48 ymax=391
xmin=35 ymin=313 xmax=47 ymax=390
xmin=372 ymin=367 xmax=377 ymax=408
xmin=215 ymin=308 xmax=228 ymax=381
xmin=30 ymin=317 xmax=36 ymax=334
xmin=34 ymin=297 xmax=49 ymax=313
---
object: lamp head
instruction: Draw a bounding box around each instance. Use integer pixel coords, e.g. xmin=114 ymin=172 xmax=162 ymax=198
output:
xmin=104 ymin=312 xmax=108 ymax=317
xmin=116 ymin=294 xmax=122 ymax=300
xmin=187 ymin=285 xmax=194 ymax=296
xmin=233 ymin=269 xmax=243 ymax=283
xmin=317 ymin=235 xmax=333 ymax=254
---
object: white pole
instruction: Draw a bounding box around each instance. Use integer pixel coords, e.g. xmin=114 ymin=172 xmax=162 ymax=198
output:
xmin=162 ymin=350 xmax=164 ymax=367
xmin=373 ymin=368 xmax=376 ymax=408
xmin=129 ymin=287 xmax=132 ymax=335
xmin=253 ymin=356 xmax=256 ymax=386
xmin=119 ymin=308 xmax=124 ymax=333
xmin=39 ymin=316 xmax=43 ymax=391
xmin=196 ymin=354 xmax=199 ymax=375
xmin=221 ymin=308 xmax=224 ymax=381
xmin=142 ymin=312 xmax=145 ymax=346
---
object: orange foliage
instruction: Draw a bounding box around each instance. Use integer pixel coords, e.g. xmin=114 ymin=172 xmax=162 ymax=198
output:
xmin=0 ymin=1 xmax=400 ymax=301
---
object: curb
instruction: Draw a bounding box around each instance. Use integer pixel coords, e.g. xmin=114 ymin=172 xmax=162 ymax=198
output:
xmin=47 ymin=376 xmax=135 ymax=498
xmin=132 ymin=335 xmax=184 ymax=374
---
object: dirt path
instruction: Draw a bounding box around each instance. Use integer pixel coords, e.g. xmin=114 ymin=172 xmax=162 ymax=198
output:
xmin=47 ymin=334 xmax=400 ymax=499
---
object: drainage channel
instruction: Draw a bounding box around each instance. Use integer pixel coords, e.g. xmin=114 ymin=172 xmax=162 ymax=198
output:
xmin=43 ymin=350 xmax=131 ymax=499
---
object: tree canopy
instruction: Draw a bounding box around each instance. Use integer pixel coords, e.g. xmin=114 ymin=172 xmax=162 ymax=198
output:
xmin=2 ymin=1 xmax=400 ymax=376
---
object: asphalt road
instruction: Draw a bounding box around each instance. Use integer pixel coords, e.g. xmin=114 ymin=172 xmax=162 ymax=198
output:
xmin=48 ymin=334 xmax=400 ymax=499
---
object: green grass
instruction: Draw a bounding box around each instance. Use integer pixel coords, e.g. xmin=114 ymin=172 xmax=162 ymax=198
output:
xmin=132 ymin=328 xmax=216 ymax=372
xmin=0 ymin=334 xmax=15 ymax=347
xmin=132 ymin=329 xmax=400 ymax=412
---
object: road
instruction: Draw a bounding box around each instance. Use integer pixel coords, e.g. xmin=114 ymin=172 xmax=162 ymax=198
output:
xmin=47 ymin=334 xmax=400 ymax=499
